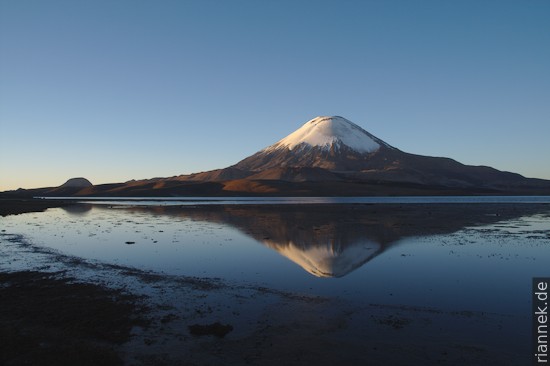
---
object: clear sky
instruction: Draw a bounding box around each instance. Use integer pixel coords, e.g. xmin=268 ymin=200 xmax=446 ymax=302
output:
xmin=1 ymin=0 xmax=549 ymax=191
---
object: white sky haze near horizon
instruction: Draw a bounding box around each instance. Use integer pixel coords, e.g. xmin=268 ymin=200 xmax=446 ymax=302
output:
xmin=1 ymin=0 xmax=549 ymax=190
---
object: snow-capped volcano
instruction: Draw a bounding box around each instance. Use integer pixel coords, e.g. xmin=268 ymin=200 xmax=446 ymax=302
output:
xmin=234 ymin=116 xmax=396 ymax=172
xmin=229 ymin=115 xmax=548 ymax=189
xmin=267 ymin=116 xmax=390 ymax=154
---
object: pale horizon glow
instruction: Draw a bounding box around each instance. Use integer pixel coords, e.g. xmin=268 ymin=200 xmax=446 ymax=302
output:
xmin=1 ymin=1 xmax=549 ymax=191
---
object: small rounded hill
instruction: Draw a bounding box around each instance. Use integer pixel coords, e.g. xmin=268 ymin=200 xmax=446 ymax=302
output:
xmin=60 ymin=177 xmax=93 ymax=188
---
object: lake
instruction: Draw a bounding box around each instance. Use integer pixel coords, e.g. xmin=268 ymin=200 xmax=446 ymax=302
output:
xmin=1 ymin=197 xmax=549 ymax=364
xmin=3 ymin=198 xmax=550 ymax=310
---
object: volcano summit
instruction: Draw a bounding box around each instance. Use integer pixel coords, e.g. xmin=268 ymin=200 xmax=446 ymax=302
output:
xmin=267 ymin=116 xmax=388 ymax=154
xmin=234 ymin=116 xmax=395 ymax=172
xmin=7 ymin=116 xmax=550 ymax=197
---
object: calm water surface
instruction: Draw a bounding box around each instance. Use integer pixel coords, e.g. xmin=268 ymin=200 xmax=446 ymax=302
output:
xmin=46 ymin=195 xmax=550 ymax=205
xmin=2 ymin=199 xmax=550 ymax=318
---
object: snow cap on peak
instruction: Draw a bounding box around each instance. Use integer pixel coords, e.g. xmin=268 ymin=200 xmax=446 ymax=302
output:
xmin=272 ymin=116 xmax=381 ymax=153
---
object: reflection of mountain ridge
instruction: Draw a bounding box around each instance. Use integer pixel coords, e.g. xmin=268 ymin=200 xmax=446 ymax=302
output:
xmin=61 ymin=204 xmax=93 ymax=215
xmin=102 ymin=204 xmax=550 ymax=278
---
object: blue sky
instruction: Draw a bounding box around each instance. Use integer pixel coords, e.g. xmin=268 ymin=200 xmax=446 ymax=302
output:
xmin=1 ymin=0 xmax=549 ymax=190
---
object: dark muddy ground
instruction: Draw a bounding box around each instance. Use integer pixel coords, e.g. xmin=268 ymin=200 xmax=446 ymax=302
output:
xmin=0 ymin=271 xmax=148 ymax=366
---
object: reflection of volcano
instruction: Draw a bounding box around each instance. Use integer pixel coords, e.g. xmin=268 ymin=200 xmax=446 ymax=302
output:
xmin=263 ymin=237 xmax=382 ymax=277
xmin=232 ymin=209 xmax=398 ymax=277
xmin=168 ymin=206 xmax=401 ymax=277
xmin=104 ymin=203 xmax=550 ymax=278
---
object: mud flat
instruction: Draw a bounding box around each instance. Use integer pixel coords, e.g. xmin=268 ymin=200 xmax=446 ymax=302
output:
xmin=0 ymin=270 xmax=147 ymax=366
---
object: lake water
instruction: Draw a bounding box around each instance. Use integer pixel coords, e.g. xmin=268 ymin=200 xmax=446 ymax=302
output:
xmin=44 ymin=195 xmax=550 ymax=204
xmin=2 ymin=198 xmax=549 ymax=319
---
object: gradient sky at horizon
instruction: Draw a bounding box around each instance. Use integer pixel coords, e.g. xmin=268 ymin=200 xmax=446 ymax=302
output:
xmin=1 ymin=0 xmax=549 ymax=190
